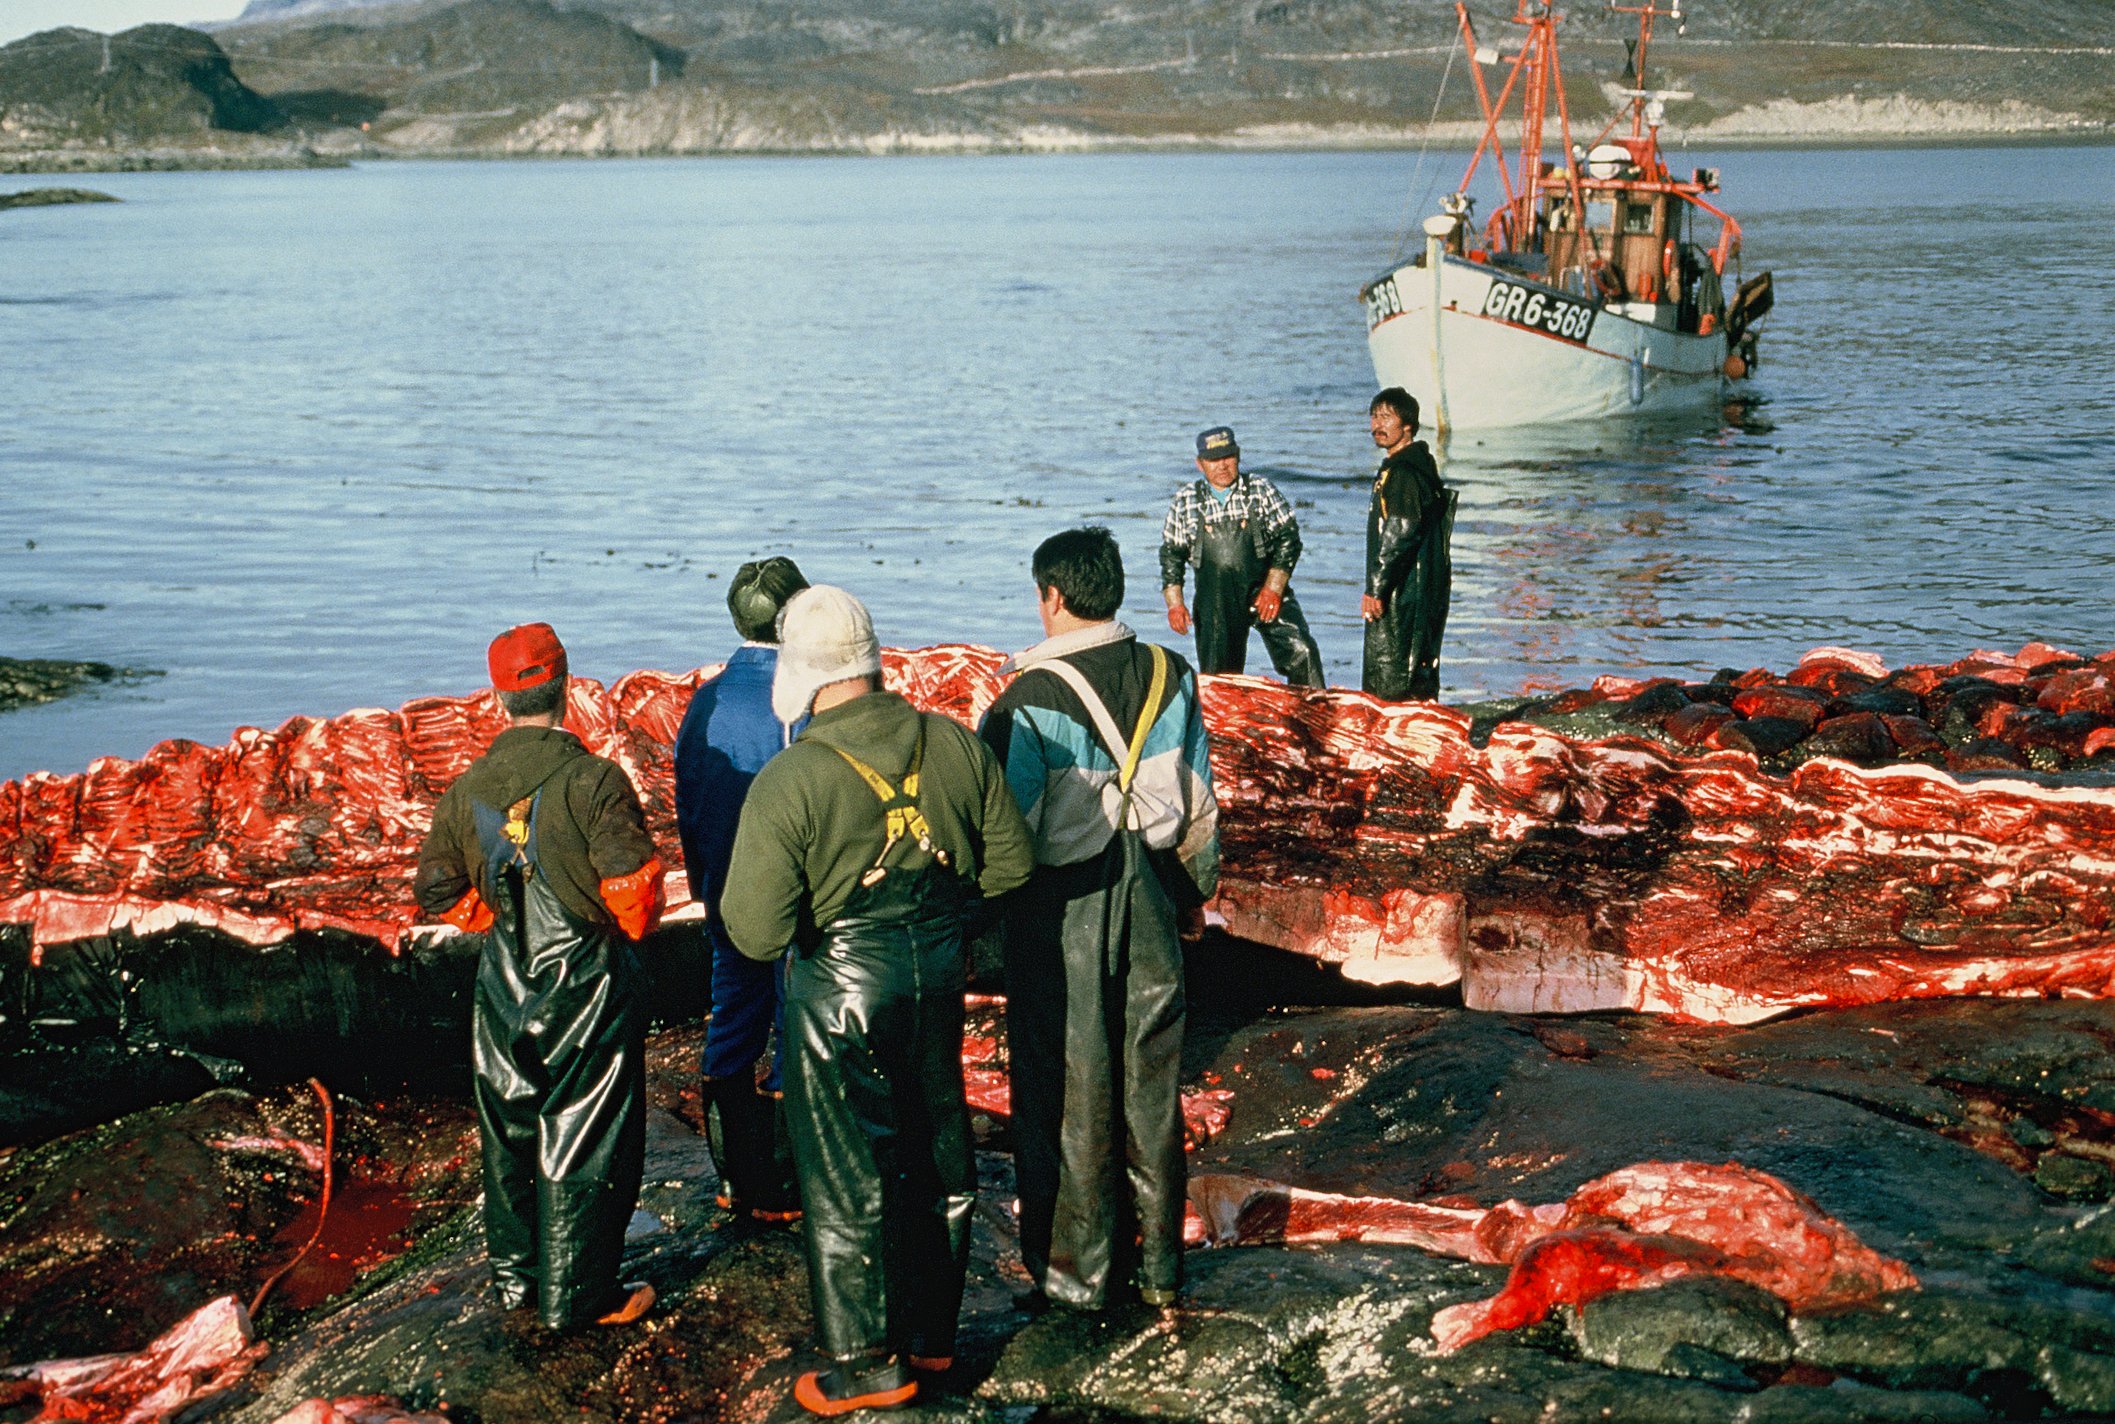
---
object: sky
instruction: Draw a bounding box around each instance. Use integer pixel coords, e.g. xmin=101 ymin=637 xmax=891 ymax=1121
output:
xmin=0 ymin=1 xmax=251 ymax=47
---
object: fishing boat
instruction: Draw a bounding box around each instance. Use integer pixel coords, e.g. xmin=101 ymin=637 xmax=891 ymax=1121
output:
xmin=1361 ymin=0 xmax=1773 ymax=431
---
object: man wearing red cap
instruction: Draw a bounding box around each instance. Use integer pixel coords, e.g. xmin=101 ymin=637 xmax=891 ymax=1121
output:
xmin=414 ymin=622 xmax=666 ymax=1330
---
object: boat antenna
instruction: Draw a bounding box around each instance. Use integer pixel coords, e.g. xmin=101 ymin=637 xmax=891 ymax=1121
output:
xmin=1605 ymin=0 xmax=1687 ymax=139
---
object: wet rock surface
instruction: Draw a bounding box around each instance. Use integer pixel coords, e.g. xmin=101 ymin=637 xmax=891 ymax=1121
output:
xmin=0 ymin=186 xmax=118 ymax=209
xmin=0 ymin=654 xmax=133 ymax=714
xmin=4 ymin=981 xmax=2112 ymax=1422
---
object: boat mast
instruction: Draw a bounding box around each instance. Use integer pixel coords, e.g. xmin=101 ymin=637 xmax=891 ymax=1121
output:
xmin=1611 ymin=0 xmax=1662 ymax=136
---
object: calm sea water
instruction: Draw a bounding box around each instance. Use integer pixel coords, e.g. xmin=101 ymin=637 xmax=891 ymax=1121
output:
xmin=3 ymin=146 xmax=2112 ymax=780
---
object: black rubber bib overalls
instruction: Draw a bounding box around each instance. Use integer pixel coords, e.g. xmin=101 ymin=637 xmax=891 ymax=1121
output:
xmin=1363 ymin=456 xmax=1456 ymax=700
xmin=1190 ymin=491 xmax=1324 ymax=687
xmin=470 ymin=782 xmax=646 ymax=1329
xmin=783 ymin=729 xmax=977 ymax=1366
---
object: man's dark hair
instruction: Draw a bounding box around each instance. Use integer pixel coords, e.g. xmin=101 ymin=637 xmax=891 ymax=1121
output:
xmin=500 ymin=675 xmax=567 ymax=721
xmin=1033 ymin=526 xmax=1125 ymax=622
xmin=1370 ymin=387 xmax=1420 ymax=431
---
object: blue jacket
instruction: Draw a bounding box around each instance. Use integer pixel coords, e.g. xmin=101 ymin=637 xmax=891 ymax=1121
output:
xmin=674 ymin=644 xmax=804 ymax=915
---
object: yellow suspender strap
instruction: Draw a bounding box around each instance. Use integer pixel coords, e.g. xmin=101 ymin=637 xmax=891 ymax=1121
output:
xmin=830 ymin=731 xmax=931 ymax=865
xmin=1117 ymin=645 xmax=1168 ymax=795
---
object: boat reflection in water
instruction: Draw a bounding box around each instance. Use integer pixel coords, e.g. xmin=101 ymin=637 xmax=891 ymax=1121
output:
xmin=1362 ymin=0 xmax=1774 ymax=430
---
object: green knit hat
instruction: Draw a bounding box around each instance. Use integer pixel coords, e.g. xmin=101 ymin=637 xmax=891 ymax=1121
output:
xmin=727 ymin=556 xmax=810 ymax=643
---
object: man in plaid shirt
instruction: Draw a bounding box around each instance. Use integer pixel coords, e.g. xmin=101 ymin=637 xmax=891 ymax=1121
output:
xmin=1159 ymin=425 xmax=1325 ymax=687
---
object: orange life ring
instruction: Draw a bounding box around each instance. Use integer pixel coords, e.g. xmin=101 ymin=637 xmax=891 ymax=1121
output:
xmin=1591 ymin=262 xmax=1624 ymax=302
xmin=1662 ymin=240 xmax=1677 ymax=283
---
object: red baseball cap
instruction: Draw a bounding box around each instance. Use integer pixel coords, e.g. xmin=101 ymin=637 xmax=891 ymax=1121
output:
xmin=488 ymin=623 xmax=568 ymax=692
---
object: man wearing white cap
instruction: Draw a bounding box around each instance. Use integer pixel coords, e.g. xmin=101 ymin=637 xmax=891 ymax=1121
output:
xmin=722 ymin=586 xmax=1035 ymax=1416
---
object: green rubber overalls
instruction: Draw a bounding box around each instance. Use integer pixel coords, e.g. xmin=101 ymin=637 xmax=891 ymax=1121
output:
xmin=470 ymin=781 xmax=646 ymax=1329
xmin=782 ymin=724 xmax=977 ymax=1366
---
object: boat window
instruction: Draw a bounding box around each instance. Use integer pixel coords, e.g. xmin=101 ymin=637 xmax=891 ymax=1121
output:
xmin=1585 ymin=199 xmax=1615 ymax=233
xmin=1620 ymin=201 xmax=1656 ymax=235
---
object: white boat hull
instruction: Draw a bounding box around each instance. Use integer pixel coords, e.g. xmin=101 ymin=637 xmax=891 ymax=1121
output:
xmin=1365 ymin=254 xmax=1729 ymax=430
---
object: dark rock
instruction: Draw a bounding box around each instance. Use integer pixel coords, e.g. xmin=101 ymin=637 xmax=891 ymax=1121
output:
xmin=2019 ymin=1201 xmax=2115 ymax=1291
xmin=1831 ymin=687 xmax=1923 ymax=719
xmin=1945 ymin=738 xmax=2027 ymax=773
xmin=1791 ymin=1287 xmax=2115 ymax=1416
xmin=1612 ymin=682 xmax=1692 ymax=724
xmin=6 ymin=996 xmax=2114 ymax=1421
xmin=2034 ymin=1153 xmax=2114 ymax=1201
xmin=1933 ymin=680 xmax=2017 ymax=746
xmin=1712 ymin=715 xmax=1808 ymax=758
xmin=0 ymin=186 xmax=118 ymax=208
xmin=0 ymin=655 xmax=134 ymax=714
xmin=1569 ymin=1276 xmax=1790 ymax=1373
xmin=1800 ymin=713 xmax=1894 ymax=766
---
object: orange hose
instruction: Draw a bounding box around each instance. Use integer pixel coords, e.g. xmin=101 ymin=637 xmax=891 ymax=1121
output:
xmin=248 ymin=1077 xmax=336 ymax=1318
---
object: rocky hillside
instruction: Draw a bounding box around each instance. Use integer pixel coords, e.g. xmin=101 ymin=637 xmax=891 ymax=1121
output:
xmin=5 ymin=0 xmax=2110 ymax=161
xmin=0 ymin=24 xmax=283 ymax=148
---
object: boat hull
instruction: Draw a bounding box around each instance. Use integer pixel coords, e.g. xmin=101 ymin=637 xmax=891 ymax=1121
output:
xmin=1365 ymin=254 xmax=1728 ymax=430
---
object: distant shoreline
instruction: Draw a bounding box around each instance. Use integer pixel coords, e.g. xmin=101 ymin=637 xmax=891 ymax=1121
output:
xmin=0 ymin=147 xmax=350 ymax=174
xmin=1 ymin=126 xmax=2107 ymax=174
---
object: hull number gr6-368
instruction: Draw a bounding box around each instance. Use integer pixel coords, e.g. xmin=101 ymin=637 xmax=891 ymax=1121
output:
xmin=1482 ymin=280 xmax=1597 ymax=345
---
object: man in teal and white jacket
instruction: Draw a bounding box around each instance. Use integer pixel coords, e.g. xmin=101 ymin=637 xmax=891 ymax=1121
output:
xmin=979 ymin=525 xmax=1219 ymax=1313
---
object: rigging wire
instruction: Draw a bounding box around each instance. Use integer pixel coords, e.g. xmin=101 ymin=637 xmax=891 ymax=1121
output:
xmin=1387 ymin=24 xmax=1462 ymax=265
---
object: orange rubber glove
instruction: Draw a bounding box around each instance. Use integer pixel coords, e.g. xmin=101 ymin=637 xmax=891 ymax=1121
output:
xmin=600 ymin=855 xmax=666 ymax=941
xmin=1167 ymin=603 xmax=1191 ymax=636
xmin=1252 ymin=587 xmax=1283 ymax=624
xmin=441 ymin=887 xmax=495 ymax=933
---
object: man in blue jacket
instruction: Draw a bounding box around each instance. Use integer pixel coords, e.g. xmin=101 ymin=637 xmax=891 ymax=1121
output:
xmin=673 ymin=556 xmax=810 ymax=1219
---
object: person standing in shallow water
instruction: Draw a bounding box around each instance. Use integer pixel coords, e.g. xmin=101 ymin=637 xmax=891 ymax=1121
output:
xmin=1362 ymin=387 xmax=1456 ymax=700
xmin=721 ymin=586 xmax=1034 ymax=1416
xmin=673 ymin=556 xmax=810 ymax=1223
xmin=413 ymin=623 xmax=664 ymax=1330
xmin=980 ymin=527 xmax=1221 ymax=1312
xmin=1160 ymin=424 xmax=1325 ymax=688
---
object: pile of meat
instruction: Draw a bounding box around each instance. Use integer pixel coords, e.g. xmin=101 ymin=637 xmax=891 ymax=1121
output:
xmin=4 ymin=642 xmax=2111 ymax=1025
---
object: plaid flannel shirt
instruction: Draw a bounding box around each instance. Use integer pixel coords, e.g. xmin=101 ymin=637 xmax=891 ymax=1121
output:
xmin=1158 ymin=471 xmax=1303 ymax=589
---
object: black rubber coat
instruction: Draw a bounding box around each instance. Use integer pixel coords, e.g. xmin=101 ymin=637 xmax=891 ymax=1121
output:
xmin=1363 ymin=445 xmax=1456 ymax=700
xmin=1192 ymin=517 xmax=1325 ymax=688
xmin=470 ymin=789 xmax=646 ymax=1329
xmin=783 ymin=841 xmax=975 ymax=1363
xmin=1005 ymin=831 xmax=1186 ymax=1308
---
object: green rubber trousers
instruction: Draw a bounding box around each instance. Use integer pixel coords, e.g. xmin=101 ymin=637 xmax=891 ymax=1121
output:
xmin=1004 ymin=831 xmax=1187 ymax=1308
xmin=783 ymin=871 xmax=975 ymax=1363
xmin=472 ymin=858 xmax=646 ymax=1330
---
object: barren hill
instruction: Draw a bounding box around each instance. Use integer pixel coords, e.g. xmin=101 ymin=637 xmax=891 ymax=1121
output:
xmin=0 ymin=24 xmax=281 ymax=147
xmin=5 ymin=0 xmax=2110 ymax=162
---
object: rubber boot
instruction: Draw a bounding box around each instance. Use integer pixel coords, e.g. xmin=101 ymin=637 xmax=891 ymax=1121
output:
xmin=708 ymin=1076 xmax=800 ymax=1218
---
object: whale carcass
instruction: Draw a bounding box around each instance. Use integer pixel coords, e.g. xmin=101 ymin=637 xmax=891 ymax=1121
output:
xmin=3 ymin=642 xmax=2113 ymax=1030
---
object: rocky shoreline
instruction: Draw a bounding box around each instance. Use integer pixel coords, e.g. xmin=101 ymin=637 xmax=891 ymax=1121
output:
xmin=0 ymin=146 xmax=349 ymax=173
xmin=0 ymin=102 xmax=2105 ymax=173
xmin=0 ymin=654 xmax=133 ymax=713
xmin=3 ymin=986 xmax=2111 ymax=1421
